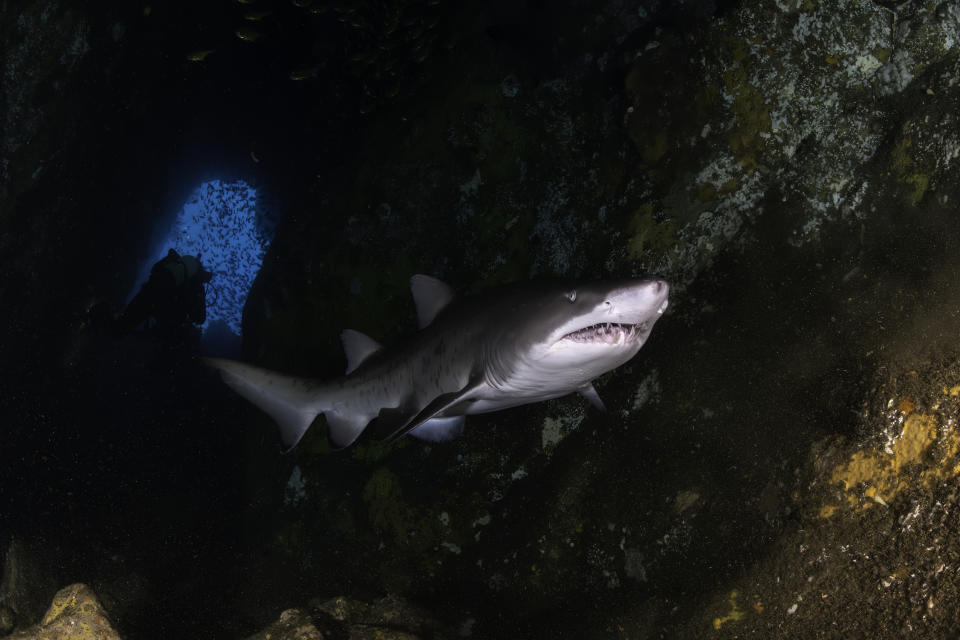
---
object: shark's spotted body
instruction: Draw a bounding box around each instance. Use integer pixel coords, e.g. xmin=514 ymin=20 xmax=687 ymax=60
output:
xmin=206 ymin=275 xmax=669 ymax=450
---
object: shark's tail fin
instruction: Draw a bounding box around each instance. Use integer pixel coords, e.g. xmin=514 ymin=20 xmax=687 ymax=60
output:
xmin=205 ymin=357 xmax=333 ymax=452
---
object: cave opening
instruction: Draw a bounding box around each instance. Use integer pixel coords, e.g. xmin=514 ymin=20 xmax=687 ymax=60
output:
xmin=127 ymin=177 xmax=278 ymax=355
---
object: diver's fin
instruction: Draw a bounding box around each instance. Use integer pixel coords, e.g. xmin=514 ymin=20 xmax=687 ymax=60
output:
xmin=578 ymin=382 xmax=607 ymax=412
xmin=408 ymin=416 xmax=466 ymax=441
xmin=340 ymin=329 xmax=382 ymax=374
xmin=205 ymin=357 xmax=324 ymax=452
xmin=410 ymin=274 xmax=454 ymax=328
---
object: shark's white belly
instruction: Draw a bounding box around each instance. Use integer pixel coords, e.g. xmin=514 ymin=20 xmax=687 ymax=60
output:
xmin=463 ymin=359 xmax=598 ymax=414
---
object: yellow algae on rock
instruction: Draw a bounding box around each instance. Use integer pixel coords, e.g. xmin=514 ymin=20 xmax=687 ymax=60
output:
xmin=826 ymin=406 xmax=960 ymax=512
xmin=919 ymin=425 xmax=960 ymax=489
xmin=831 ymin=450 xmax=890 ymax=492
xmin=712 ymin=590 xmax=745 ymax=630
xmin=893 ymin=414 xmax=937 ymax=471
xmin=896 ymin=397 xmax=915 ymax=415
xmin=818 ymin=504 xmax=838 ymax=519
xmin=9 ymin=583 xmax=121 ymax=640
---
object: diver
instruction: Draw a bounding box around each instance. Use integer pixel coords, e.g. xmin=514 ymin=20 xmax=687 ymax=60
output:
xmin=116 ymin=249 xmax=213 ymax=338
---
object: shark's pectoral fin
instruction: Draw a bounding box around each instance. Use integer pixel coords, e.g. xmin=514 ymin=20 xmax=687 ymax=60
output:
xmin=408 ymin=416 xmax=466 ymax=441
xmin=578 ymin=382 xmax=607 ymax=412
xmin=373 ymin=378 xmax=487 ymax=441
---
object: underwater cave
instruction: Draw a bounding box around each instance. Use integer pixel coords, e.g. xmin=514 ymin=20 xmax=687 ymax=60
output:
xmin=6 ymin=0 xmax=960 ymax=639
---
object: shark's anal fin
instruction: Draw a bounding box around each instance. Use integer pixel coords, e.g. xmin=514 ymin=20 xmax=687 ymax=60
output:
xmin=325 ymin=412 xmax=372 ymax=449
xmin=578 ymin=382 xmax=607 ymax=412
xmin=340 ymin=329 xmax=382 ymax=374
xmin=374 ymin=378 xmax=487 ymax=441
xmin=410 ymin=274 xmax=454 ymax=328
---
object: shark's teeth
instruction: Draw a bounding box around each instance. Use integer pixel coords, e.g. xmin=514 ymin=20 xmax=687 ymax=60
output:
xmin=563 ymin=322 xmax=645 ymax=344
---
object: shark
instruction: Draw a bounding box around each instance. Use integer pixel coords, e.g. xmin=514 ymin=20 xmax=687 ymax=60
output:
xmin=205 ymin=275 xmax=669 ymax=451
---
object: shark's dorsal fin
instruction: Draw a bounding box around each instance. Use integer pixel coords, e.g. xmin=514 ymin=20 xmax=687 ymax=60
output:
xmin=341 ymin=329 xmax=383 ymax=374
xmin=410 ymin=274 xmax=454 ymax=329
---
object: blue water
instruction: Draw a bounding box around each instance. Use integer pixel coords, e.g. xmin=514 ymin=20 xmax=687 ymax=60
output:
xmin=130 ymin=179 xmax=275 ymax=339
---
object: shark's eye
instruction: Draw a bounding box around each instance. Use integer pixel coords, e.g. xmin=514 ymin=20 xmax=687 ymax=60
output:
xmin=565 ymin=290 xmax=577 ymax=302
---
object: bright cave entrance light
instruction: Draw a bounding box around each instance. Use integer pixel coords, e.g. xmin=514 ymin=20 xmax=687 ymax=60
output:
xmin=129 ymin=179 xmax=276 ymax=346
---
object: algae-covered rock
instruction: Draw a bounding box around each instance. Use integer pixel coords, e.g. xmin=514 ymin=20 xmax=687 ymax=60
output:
xmin=308 ymin=594 xmax=443 ymax=639
xmin=6 ymin=584 xmax=121 ymax=640
xmin=676 ymin=356 xmax=960 ymax=638
xmin=623 ymin=0 xmax=960 ymax=282
xmin=244 ymin=608 xmax=324 ymax=640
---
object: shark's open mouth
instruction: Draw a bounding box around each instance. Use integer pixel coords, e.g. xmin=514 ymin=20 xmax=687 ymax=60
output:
xmin=563 ymin=322 xmax=648 ymax=344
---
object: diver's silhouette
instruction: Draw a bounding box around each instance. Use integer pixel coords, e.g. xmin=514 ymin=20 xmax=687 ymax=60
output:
xmin=118 ymin=249 xmax=212 ymax=337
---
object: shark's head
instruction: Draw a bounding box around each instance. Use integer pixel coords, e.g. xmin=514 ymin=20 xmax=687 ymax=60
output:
xmin=485 ymin=278 xmax=669 ymax=393
xmin=542 ymin=277 xmax=669 ymax=366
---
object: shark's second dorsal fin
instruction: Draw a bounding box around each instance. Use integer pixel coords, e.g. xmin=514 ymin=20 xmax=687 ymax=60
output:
xmin=410 ymin=274 xmax=454 ymax=329
xmin=341 ymin=329 xmax=383 ymax=374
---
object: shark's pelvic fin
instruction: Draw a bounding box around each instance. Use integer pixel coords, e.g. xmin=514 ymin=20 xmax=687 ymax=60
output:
xmin=340 ymin=329 xmax=382 ymax=374
xmin=381 ymin=378 xmax=488 ymax=441
xmin=578 ymin=382 xmax=607 ymax=412
xmin=204 ymin=357 xmax=326 ymax=452
xmin=408 ymin=416 xmax=466 ymax=441
xmin=410 ymin=274 xmax=454 ymax=328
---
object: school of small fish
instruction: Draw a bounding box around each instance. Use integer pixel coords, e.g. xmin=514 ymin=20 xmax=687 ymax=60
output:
xmin=168 ymin=179 xmax=275 ymax=335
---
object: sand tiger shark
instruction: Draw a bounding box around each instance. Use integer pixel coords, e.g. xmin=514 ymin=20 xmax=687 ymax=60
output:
xmin=205 ymin=275 xmax=669 ymax=451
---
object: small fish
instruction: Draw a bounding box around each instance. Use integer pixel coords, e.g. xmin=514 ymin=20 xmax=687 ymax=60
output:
xmin=185 ymin=49 xmax=215 ymax=62
xmin=236 ymin=0 xmax=257 ymax=4
xmin=235 ymin=26 xmax=262 ymax=42
xmin=291 ymin=0 xmax=313 ymax=6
